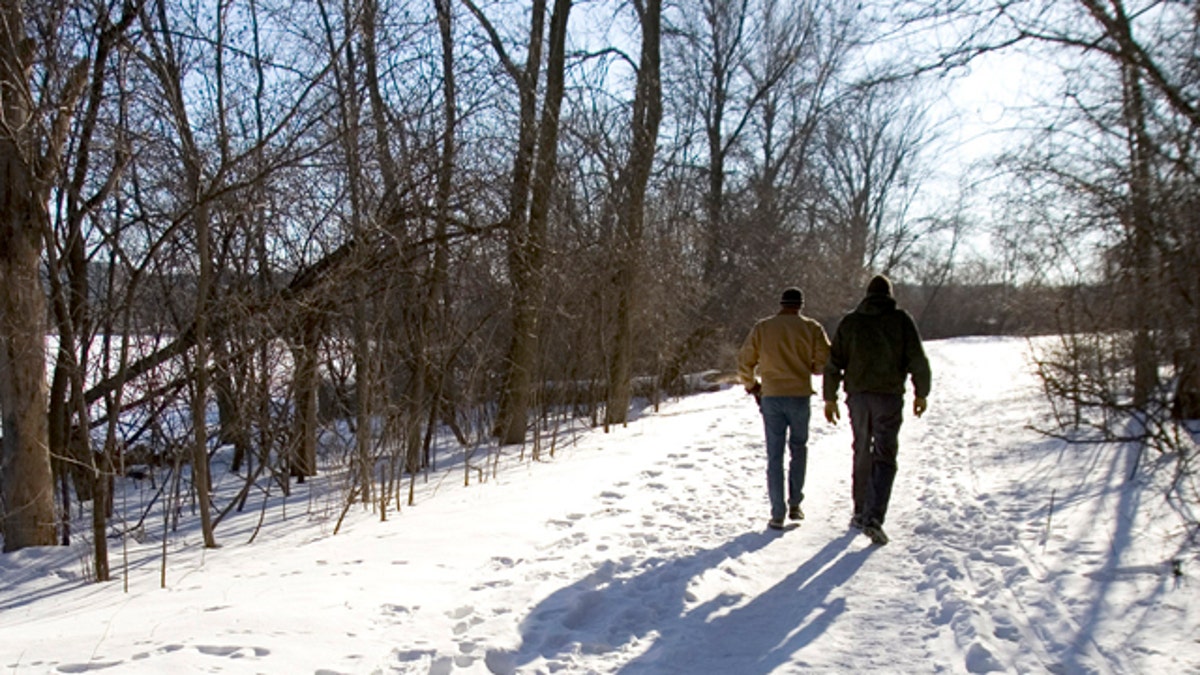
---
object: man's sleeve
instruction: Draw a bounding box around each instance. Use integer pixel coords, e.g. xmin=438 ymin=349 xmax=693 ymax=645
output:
xmin=822 ymin=324 xmax=845 ymax=401
xmin=904 ymin=313 xmax=932 ymax=398
xmin=736 ymin=324 xmax=760 ymax=388
xmin=812 ymin=323 xmax=831 ymax=375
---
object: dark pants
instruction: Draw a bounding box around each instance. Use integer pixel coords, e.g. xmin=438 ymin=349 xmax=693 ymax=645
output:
xmin=847 ymin=392 xmax=904 ymax=527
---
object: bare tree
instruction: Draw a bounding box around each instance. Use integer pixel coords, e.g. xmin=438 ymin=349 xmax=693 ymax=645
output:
xmin=817 ymin=81 xmax=936 ymax=310
xmin=657 ymin=0 xmax=864 ymax=384
xmin=139 ymin=0 xmax=228 ymax=547
xmin=739 ymin=0 xmax=855 ymax=319
xmin=1 ymin=0 xmax=93 ymax=551
xmin=605 ymin=0 xmax=663 ymax=427
xmin=463 ymin=0 xmax=574 ymax=445
xmin=903 ymin=0 xmax=1200 ymax=530
xmin=907 ymin=0 xmax=1200 ymax=416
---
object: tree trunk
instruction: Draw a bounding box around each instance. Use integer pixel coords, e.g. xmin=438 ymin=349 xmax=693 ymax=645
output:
xmin=214 ymin=343 xmax=252 ymax=472
xmin=0 ymin=4 xmax=59 ymax=551
xmin=428 ymin=0 xmax=457 ymax=461
xmin=142 ymin=0 xmax=220 ymax=546
xmin=488 ymin=0 xmax=547 ymax=446
xmin=606 ymin=0 xmax=662 ymax=428
xmin=1174 ymin=346 xmax=1200 ymax=420
xmin=1121 ymin=54 xmax=1157 ymax=408
xmin=494 ymin=0 xmax=573 ymax=446
xmin=91 ymin=446 xmax=111 ymax=581
xmin=190 ymin=198 xmax=218 ymax=549
xmin=344 ymin=0 xmax=375 ymax=503
xmin=0 ymin=218 xmax=58 ymax=551
xmin=704 ymin=94 xmax=727 ymax=288
xmin=290 ymin=317 xmax=320 ymax=480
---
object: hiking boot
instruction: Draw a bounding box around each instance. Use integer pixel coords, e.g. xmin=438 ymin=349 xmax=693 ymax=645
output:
xmin=849 ymin=514 xmax=864 ymax=530
xmin=788 ymin=505 xmax=805 ymax=521
xmin=767 ymin=517 xmax=785 ymax=530
xmin=862 ymin=523 xmax=889 ymax=546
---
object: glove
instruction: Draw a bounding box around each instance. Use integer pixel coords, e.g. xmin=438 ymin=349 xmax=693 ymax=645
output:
xmin=824 ymin=400 xmax=840 ymax=424
xmin=913 ymin=396 xmax=928 ymax=418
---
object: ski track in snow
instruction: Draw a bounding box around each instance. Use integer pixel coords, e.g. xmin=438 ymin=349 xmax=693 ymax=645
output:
xmin=902 ymin=341 xmax=1124 ymax=675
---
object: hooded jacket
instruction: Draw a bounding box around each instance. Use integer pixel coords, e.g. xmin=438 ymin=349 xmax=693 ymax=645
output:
xmin=738 ymin=312 xmax=831 ymax=397
xmin=823 ymin=293 xmax=931 ymax=400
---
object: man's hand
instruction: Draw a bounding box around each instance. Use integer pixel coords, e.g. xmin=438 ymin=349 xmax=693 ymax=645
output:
xmin=824 ymin=400 xmax=840 ymax=425
xmin=913 ymin=396 xmax=928 ymax=418
xmin=746 ymin=382 xmax=762 ymax=407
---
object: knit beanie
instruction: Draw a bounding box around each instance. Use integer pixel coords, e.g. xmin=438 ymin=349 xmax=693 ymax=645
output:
xmin=780 ymin=287 xmax=804 ymax=307
xmin=866 ymin=274 xmax=893 ymax=297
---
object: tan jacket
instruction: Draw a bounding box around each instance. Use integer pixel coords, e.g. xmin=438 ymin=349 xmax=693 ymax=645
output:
xmin=738 ymin=312 xmax=831 ymax=397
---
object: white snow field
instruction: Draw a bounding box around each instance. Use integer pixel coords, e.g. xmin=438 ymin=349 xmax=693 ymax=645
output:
xmin=0 ymin=336 xmax=1196 ymax=674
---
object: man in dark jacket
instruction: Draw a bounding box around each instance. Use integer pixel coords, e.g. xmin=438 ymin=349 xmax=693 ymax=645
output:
xmin=823 ymin=275 xmax=931 ymax=546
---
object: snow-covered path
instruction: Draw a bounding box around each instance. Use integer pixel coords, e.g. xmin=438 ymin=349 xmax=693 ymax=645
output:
xmin=0 ymin=338 xmax=1196 ymax=674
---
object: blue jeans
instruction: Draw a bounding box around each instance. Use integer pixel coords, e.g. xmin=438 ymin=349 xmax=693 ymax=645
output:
xmin=760 ymin=396 xmax=811 ymax=521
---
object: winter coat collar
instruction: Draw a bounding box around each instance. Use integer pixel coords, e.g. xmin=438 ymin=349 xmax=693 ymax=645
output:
xmin=855 ymin=293 xmax=897 ymax=316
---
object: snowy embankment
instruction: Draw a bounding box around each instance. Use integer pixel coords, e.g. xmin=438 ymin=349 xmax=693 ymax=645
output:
xmin=0 ymin=337 xmax=1196 ymax=674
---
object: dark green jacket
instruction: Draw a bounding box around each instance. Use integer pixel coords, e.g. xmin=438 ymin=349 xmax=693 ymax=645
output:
xmin=822 ymin=293 xmax=931 ymax=400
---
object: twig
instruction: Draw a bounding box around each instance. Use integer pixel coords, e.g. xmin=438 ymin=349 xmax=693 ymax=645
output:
xmin=1043 ymin=488 xmax=1056 ymax=552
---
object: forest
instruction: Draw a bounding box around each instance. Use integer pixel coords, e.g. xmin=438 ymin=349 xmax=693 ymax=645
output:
xmin=1 ymin=0 xmax=1197 ymax=574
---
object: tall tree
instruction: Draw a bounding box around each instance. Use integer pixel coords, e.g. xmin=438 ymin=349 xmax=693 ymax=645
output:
xmin=321 ymin=0 xmax=376 ymax=498
xmin=606 ymin=0 xmax=663 ymax=427
xmin=426 ymin=0 xmax=458 ymax=461
xmin=141 ymin=0 xmax=219 ymax=547
xmin=913 ymin=0 xmax=1200 ymax=416
xmin=659 ymin=0 xmax=844 ymax=388
xmin=464 ymin=0 xmax=574 ymax=445
xmin=0 ymin=0 xmax=90 ymax=551
xmin=44 ymin=0 xmax=143 ymax=576
xmin=818 ymin=83 xmax=933 ymax=309
xmin=740 ymin=0 xmax=853 ymax=317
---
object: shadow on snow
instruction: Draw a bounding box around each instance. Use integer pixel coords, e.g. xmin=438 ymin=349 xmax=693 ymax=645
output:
xmin=619 ymin=532 xmax=874 ymax=674
xmin=492 ymin=529 xmax=874 ymax=674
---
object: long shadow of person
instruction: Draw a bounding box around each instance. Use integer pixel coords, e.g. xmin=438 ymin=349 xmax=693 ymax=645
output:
xmin=489 ymin=530 xmax=873 ymax=674
xmin=617 ymin=531 xmax=874 ymax=674
xmin=492 ymin=530 xmax=781 ymax=671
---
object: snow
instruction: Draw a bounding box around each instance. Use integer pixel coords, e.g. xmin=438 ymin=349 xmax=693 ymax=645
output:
xmin=1 ymin=336 xmax=1197 ymax=674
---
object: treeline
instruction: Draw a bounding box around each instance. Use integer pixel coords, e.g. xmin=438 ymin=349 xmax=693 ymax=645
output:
xmin=81 ymin=253 xmax=1129 ymax=342
xmin=79 ymin=257 xmax=1126 ymax=344
xmin=900 ymin=283 xmax=1079 ymax=340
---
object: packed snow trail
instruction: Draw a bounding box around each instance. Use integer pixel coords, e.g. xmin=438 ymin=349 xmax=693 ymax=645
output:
xmin=0 ymin=337 xmax=1195 ymax=674
xmin=366 ymin=339 xmax=1189 ymax=674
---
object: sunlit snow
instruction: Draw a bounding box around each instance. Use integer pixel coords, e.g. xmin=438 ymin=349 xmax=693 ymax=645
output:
xmin=1 ymin=337 xmax=1196 ymax=674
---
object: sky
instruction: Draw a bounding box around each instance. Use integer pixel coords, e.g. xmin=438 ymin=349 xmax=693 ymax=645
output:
xmin=1 ymin=336 xmax=1197 ymax=674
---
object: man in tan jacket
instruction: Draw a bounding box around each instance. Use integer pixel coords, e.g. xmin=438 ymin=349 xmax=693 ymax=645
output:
xmin=738 ymin=287 xmax=831 ymax=530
